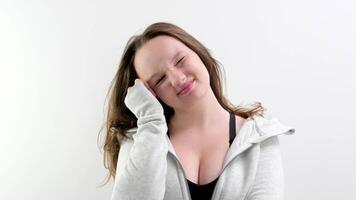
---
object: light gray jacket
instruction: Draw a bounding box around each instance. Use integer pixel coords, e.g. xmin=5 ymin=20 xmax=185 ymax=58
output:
xmin=110 ymin=81 xmax=295 ymax=200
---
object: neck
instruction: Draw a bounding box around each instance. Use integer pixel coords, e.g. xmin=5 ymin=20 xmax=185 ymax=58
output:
xmin=168 ymin=87 xmax=229 ymax=133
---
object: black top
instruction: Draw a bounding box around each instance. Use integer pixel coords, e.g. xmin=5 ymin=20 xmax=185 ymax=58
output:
xmin=167 ymin=112 xmax=237 ymax=200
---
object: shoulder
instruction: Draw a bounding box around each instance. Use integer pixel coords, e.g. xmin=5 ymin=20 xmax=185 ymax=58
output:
xmin=248 ymin=114 xmax=295 ymax=144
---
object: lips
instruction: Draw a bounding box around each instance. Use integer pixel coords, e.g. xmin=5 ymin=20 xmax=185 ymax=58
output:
xmin=178 ymin=80 xmax=194 ymax=95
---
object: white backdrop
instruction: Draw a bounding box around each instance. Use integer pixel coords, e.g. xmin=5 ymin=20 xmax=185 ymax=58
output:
xmin=1 ymin=0 xmax=355 ymax=199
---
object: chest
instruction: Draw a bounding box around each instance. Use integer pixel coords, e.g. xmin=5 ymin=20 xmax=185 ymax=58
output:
xmin=168 ymin=116 xmax=246 ymax=185
xmin=169 ymin=127 xmax=231 ymax=185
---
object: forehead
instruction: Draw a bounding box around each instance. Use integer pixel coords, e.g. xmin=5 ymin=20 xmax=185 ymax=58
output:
xmin=134 ymin=35 xmax=187 ymax=82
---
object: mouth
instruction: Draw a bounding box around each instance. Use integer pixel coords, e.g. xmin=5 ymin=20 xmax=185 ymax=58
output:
xmin=177 ymin=80 xmax=195 ymax=95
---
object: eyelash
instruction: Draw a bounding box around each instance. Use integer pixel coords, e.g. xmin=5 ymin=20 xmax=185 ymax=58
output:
xmin=156 ymin=57 xmax=185 ymax=85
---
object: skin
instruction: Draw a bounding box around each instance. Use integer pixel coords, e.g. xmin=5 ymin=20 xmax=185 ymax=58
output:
xmin=134 ymin=35 xmax=232 ymax=135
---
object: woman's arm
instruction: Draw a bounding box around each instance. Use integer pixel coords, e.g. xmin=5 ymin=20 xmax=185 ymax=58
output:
xmin=110 ymin=80 xmax=168 ymax=200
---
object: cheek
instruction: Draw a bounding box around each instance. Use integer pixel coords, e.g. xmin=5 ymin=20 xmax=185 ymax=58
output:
xmin=155 ymin=92 xmax=175 ymax=107
xmin=156 ymin=86 xmax=177 ymax=101
xmin=188 ymin=59 xmax=205 ymax=74
xmin=154 ymin=86 xmax=169 ymax=98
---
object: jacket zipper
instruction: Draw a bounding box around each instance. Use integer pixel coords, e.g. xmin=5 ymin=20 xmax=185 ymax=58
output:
xmin=168 ymin=153 xmax=192 ymax=200
xmin=210 ymin=143 xmax=254 ymax=200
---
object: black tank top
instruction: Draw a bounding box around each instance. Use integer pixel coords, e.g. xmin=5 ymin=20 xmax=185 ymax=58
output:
xmin=167 ymin=112 xmax=237 ymax=200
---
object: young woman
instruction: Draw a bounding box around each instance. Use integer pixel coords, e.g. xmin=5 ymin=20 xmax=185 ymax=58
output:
xmin=100 ymin=22 xmax=295 ymax=200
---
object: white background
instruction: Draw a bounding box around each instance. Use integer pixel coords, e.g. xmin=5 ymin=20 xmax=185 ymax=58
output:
xmin=1 ymin=0 xmax=355 ymax=199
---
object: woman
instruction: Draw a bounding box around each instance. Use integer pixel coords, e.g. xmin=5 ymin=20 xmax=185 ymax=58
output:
xmin=100 ymin=22 xmax=295 ymax=200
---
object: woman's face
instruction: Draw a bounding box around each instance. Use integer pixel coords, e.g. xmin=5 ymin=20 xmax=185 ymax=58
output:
xmin=134 ymin=35 xmax=210 ymax=109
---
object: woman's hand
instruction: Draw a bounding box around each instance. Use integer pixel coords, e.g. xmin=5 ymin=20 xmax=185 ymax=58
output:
xmin=124 ymin=78 xmax=164 ymax=118
xmin=136 ymin=79 xmax=157 ymax=97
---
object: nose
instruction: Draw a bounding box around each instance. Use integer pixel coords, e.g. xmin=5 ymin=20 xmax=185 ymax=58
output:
xmin=166 ymin=67 xmax=187 ymax=89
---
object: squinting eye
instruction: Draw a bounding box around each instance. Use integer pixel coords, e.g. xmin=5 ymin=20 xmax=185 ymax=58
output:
xmin=156 ymin=75 xmax=166 ymax=85
xmin=155 ymin=57 xmax=185 ymax=86
xmin=177 ymin=57 xmax=185 ymax=65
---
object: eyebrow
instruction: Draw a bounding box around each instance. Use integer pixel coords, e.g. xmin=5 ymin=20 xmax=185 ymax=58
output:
xmin=147 ymin=51 xmax=182 ymax=83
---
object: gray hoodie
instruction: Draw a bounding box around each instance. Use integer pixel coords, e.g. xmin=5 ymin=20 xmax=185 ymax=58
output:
xmin=110 ymin=81 xmax=295 ymax=200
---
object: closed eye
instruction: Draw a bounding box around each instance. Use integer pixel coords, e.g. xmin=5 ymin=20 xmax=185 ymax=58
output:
xmin=156 ymin=75 xmax=166 ymax=85
xmin=176 ymin=56 xmax=184 ymax=65
xmin=156 ymin=57 xmax=185 ymax=85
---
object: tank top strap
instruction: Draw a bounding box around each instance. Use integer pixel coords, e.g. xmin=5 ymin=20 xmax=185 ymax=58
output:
xmin=167 ymin=112 xmax=236 ymax=145
xmin=229 ymin=112 xmax=236 ymax=146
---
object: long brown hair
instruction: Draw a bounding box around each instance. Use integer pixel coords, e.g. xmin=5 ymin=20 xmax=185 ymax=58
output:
xmin=97 ymin=22 xmax=266 ymax=186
